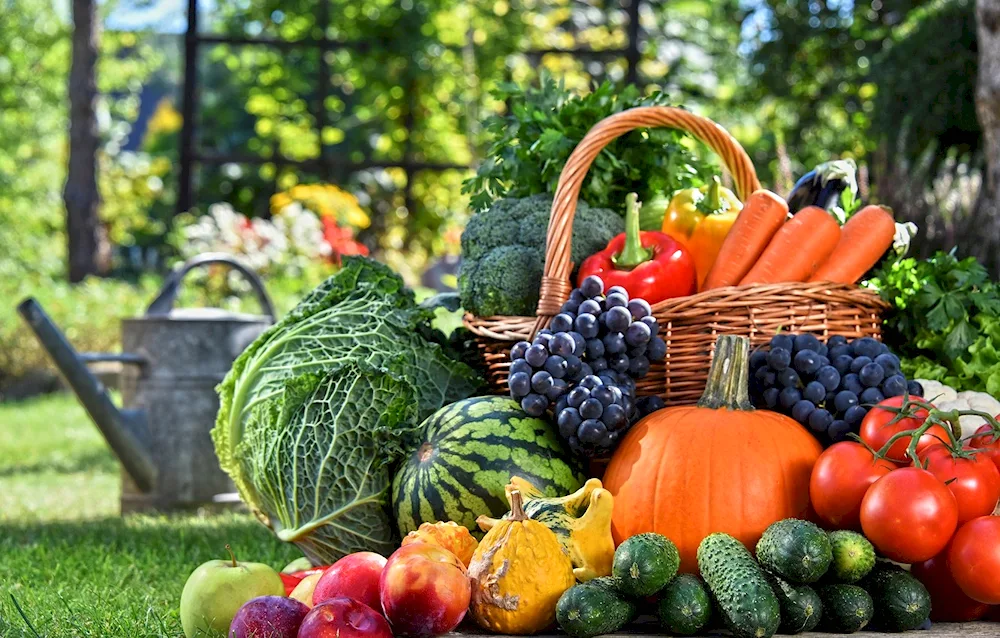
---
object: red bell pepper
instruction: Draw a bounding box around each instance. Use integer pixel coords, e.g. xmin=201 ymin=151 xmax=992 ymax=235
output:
xmin=577 ymin=192 xmax=697 ymax=304
xmin=279 ymin=567 xmax=328 ymax=595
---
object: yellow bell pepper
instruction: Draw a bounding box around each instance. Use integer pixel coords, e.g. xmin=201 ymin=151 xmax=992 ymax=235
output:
xmin=661 ymin=176 xmax=742 ymax=290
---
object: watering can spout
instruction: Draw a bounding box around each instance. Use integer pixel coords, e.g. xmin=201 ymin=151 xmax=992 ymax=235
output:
xmin=17 ymin=298 xmax=157 ymax=493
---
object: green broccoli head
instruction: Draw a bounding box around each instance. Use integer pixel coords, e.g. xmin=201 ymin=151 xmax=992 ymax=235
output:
xmin=459 ymin=245 xmax=542 ymax=317
xmin=459 ymin=194 xmax=623 ymax=316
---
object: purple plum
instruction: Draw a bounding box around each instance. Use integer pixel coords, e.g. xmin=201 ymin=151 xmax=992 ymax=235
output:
xmin=229 ymin=595 xmax=309 ymax=638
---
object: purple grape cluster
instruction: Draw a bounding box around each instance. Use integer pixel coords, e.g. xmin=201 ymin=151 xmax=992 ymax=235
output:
xmin=750 ymin=334 xmax=923 ymax=446
xmin=508 ymin=275 xmax=666 ymax=457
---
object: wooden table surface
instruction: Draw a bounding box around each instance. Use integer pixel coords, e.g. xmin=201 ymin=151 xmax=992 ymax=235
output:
xmin=449 ymin=621 xmax=999 ymax=637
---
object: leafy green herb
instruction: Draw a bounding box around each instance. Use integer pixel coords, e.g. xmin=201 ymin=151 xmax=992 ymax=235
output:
xmin=462 ymin=73 xmax=713 ymax=214
xmin=869 ymin=250 xmax=1000 ymax=393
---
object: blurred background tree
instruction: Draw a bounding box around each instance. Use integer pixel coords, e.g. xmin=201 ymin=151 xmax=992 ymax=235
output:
xmin=0 ymin=0 xmax=993 ymax=393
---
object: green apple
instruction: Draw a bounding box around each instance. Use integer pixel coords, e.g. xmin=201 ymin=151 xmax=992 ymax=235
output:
xmin=180 ymin=545 xmax=285 ymax=638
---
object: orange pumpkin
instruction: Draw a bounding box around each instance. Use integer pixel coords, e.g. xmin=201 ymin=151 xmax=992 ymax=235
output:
xmin=603 ymin=334 xmax=822 ymax=573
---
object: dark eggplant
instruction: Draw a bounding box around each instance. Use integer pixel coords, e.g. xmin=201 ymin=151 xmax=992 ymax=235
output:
xmin=787 ymin=159 xmax=858 ymax=217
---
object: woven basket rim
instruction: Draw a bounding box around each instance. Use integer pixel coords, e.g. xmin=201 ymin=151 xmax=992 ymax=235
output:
xmin=464 ymin=281 xmax=889 ymax=338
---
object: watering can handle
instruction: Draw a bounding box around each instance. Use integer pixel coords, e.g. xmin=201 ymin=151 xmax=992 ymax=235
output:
xmin=146 ymin=253 xmax=276 ymax=319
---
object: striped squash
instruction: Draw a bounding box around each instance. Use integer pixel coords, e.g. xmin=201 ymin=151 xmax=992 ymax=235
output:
xmin=392 ymin=396 xmax=586 ymax=537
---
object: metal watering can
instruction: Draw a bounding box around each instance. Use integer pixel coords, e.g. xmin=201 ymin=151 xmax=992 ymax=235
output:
xmin=18 ymin=253 xmax=275 ymax=512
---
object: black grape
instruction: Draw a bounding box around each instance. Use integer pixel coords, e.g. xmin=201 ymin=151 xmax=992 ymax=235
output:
xmin=604 ymin=306 xmax=632 ymax=332
xmin=628 ymin=355 xmax=650 ymax=378
xmin=564 ymin=355 xmax=583 ymax=379
xmin=833 ymin=390 xmax=859 ymax=413
xmin=844 ymin=404 xmax=868 ymax=427
xmin=579 ymin=375 xmax=602 ymax=390
xmin=778 ymin=368 xmax=801 ymax=388
xmin=574 ymin=314 xmax=599 ymax=339
xmin=550 ymin=333 xmax=577 ymax=357
xmin=828 ymin=420 xmax=852 ymax=443
xmin=808 ymin=408 xmax=833 ymax=433
xmin=605 ymin=293 xmax=628 ymax=309
xmin=828 ymin=335 xmax=848 ymax=348
xmin=794 ymin=334 xmax=822 ymax=353
xmin=832 ymin=354 xmax=854 ymax=375
xmin=907 ymin=380 xmax=924 ymax=397
xmin=567 ymin=386 xmax=589 ymax=408
xmin=550 ymin=313 xmax=575 ymax=333
xmin=641 ymin=316 xmax=660 ymax=334
xmin=585 ymin=338 xmax=606 ymax=359
xmin=816 ymin=365 xmax=841 ymax=391
xmin=604 ymin=403 xmax=628 ymax=429
xmin=525 ymin=344 xmax=548 ymax=367
xmin=882 ymin=374 xmax=907 ymax=397
xmin=750 ymin=349 xmax=768 ymax=370
xmin=779 ymin=387 xmax=802 ymax=409
xmin=828 ymin=344 xmax=851 ymax=360
xmin=792 ymin=399 xmax=816 ymax=424
xmin=544 ymin=355 xmax=567 ymax=379
xmin=547 ymin=378 xmax=569 ymax=400
xmin=580 ymin=398 xmax=604 ymax=419
xmin=770 ymin=334 xmax=794 ymax=352
xmin=874 ymin=353 xmax=901 ymax=377
xmin=767 ymin=347 xmax=792 ymax=371
xmin=531 ymin=370 xmax=554 ymax=393
xmin=580 ymin=276 xmax=604 ymax=298
xmin=557 ymin=408 xmax=582 ymax=438
xmin=511 ymin=341 xmax=529 ymax=360
xmin=625 ymin=321 xmax=651 ymax=347
xmin=521 ymin=393 xmax=548 ymax=417
xmin=860 ymin=387 xmax=885 ymax=406
xmin=628 ymin=299 xmax=652 ymax=320
xmin=577 ymin=419 xmax=606 ymax=445
xmin=859 ymin=363 xmax=885 ymax=388
xmin=607 ymin=285 xmax=629 ymax=298
xmin=842 ymin=373 xmax=864 ymax=395
xmin=635 ymin=396 xmax=665 ymax=418
xmin=509 ymin=372 xmax=531 ymax=398
xmin=756 ymin=367 xmax=777 ymax=387
xmin=851 ymin=336 xmax=884 ymax=359
xmin=510 ymin=359 xmax=532 ymax=377
xmin=763 ymin=387 xmax=780 ymax=409
xmin=579 ymin=299 xmax=602 ymax=317
xmin=568 ymin=331 xmax=586 ymax=353
xmin=850 ymin=356 xmax=873 ymax=373
xmin=603 ymin=332 xmax=627 ymax=355
xmin=609 ymin=353 xmax=630 ymax=373
xmin=591 ymin=357 xmax=609 ymax=372
xmin=592 ymin=386 xmax=616 ymax=407
xmin=803 ymin=381 xmax=826 ymax=404
xmin=793 ymin=350 xmax=822 ymax=375
xmin=647 ymin=337 xmax=667 ymax=362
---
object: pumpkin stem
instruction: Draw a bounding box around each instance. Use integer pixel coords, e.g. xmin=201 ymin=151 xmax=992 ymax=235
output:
xmin=509 ymin=490 xmax=527 ymax=522
xmin=697 ymin=335 xmax=754 ymax=411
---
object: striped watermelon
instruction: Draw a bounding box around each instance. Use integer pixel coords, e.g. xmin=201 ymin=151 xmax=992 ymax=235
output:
xmin=391 ymin=396 xmax=586 ymax=537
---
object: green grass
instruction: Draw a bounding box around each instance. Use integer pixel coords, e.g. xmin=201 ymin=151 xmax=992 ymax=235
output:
xmin=0 ymin=395 xmax=300 ymax=637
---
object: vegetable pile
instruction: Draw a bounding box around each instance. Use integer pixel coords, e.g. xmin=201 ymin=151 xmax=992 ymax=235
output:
xmin=190 ymin=80 xmax=1000 ymax=638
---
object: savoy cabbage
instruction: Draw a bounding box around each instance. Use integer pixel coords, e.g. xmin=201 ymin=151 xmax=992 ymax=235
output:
xmin=213 ymin=257 xmax=482 ymax=562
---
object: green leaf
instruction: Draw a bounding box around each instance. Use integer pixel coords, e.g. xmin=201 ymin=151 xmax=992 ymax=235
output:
xmin=943 ymin=319 xmax=978 ymax=361
xmin=924 ymin=302 xmax=952 ymax=333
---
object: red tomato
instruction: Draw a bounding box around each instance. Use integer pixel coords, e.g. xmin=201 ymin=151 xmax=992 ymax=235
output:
xmin=860 ymin=467 xmax=958 ymax=563
xmin=920 ymin=443 xmax=1000 ymax=524
xmin=809 ymin=441 xmax=896 ymax=530
xmin=970 ymin=424 xmax=1000 ymax=474
xmin=859 ymin=396 xmax=946 ymax=463
xmin=949 ymin=516 xmax=1000 ymax=604
xmin=912 ymin=553 xmax=990 ymax=621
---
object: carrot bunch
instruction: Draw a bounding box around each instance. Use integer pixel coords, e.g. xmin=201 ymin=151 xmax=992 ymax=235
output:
xmin=701 ymin=192 xmax=896 ymax=290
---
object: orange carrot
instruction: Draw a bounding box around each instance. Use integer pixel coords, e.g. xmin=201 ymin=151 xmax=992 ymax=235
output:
xmin=702 ymin=189 xmax=789 ymax=289
xmin=739 ymin=206 xmax=841 ymax=285
xmin=809 ymin=205 xmax=896 ymax=284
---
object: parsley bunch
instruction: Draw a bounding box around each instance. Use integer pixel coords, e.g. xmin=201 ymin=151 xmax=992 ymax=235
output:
xmin=870 ymin=251 xmax=1000 ymax=393
xmin=463 ymin=74 xmax=713 ymax=214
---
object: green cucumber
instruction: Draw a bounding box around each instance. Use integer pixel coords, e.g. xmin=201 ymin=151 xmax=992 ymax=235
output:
xmin=657 ymin=574 xmax=712 ymax=636
xmin=613 ymin=532 xmax=680 ymax=597
xmin=818 ymin=584 xmax=874 ymax=633
xmin=827 ymin=530 xmax=876 ymax=583
xmin=861 ymin=563 xmax=931 ymax=631
xmin=756 ymin=518 xmax=832 ymax=583
xmin=697 ymin=533 xmax=780 ymax=638
xmin=556 ymin=577 xmax=636 ymax=638
xmin=765 ymin=573 xmax=822 ymax=634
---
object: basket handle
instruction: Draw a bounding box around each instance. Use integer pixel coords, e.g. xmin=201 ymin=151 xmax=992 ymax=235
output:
xmin=533 ymin=106 xmax=760 ymax=328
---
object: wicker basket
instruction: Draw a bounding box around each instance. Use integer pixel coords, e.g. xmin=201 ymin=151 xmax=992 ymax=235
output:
xmin=463 ymin=106 xmax=890 ymax=404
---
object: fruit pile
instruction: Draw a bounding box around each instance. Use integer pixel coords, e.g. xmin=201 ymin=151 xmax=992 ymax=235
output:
xmin=508 ymin=275 xmax=666 ymax=457
xmin=749 ymin=333 xmax=923 ymax=445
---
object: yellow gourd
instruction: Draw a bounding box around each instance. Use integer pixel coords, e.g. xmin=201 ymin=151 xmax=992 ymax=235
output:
xmin=477 ymin=477 xmax=615 ymax=582
xmin=469 ymin=490 xmax=575 ymax=634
